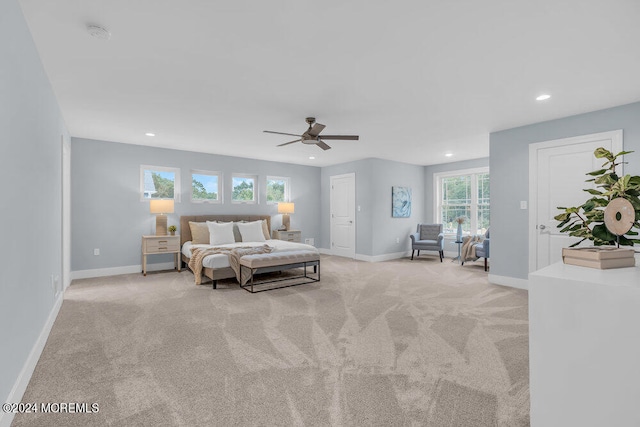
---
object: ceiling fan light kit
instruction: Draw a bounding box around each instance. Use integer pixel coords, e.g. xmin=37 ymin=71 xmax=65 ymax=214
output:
xmin=264 ymin=117 xmax=359 ymax=151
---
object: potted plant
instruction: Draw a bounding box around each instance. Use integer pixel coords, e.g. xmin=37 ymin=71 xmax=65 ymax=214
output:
xmin=168 ymin=225 xmax=177 ymax=236
xmin=554 ymin=147 xmax=640 ymax=246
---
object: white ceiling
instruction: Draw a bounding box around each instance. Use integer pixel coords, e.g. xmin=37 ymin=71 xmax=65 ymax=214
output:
xmin=18 ymin=0 xmax=640 ymax=167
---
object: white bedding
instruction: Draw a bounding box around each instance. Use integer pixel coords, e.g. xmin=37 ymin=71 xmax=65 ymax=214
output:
xmin=182 ymin=240 xmax=319 ymax=269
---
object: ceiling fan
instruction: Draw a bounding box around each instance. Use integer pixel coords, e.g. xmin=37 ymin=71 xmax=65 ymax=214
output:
xmin=264 ymin=117 xmax=359 ymax=151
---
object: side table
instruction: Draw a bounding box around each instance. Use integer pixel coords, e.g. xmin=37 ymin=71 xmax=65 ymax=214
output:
xmin=452 ymin=240 xmax=463 ymax=263
xmin=142 ymin=235 xmax=181 ymax=276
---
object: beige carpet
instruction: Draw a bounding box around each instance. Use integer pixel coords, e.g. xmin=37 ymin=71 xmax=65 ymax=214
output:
xmin=13 ymin=255 xmax=529 ymax=426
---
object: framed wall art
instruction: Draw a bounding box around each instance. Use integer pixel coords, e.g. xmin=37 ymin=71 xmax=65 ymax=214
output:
xmin=392 ymin=186 xmax=411 ymax=218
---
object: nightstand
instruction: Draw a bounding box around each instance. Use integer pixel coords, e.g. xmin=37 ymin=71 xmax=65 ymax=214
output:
xmin=272 ymin=230 xmax=301 ymax=243
xmin=142 ymin=235 xmax=181 ymax=276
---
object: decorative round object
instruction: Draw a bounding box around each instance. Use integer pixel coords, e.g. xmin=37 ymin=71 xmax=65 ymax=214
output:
xmin=604 ymin=197 xmax=635 ymax=236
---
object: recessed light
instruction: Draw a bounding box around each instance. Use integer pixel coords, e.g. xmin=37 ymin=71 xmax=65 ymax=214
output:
xmin=536 ymin=94 xmax=551 ymax=101
xmin=145 ymin=132 xmax=155 ymax=137
xmin=445 ymin=153 xmax=453 ymax=157
xmin=309 ymin=156 xmax=315 ymax=160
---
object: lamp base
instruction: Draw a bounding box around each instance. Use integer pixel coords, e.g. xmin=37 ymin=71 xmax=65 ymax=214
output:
xmin=282 ymin=214 xmax=290 ymax=231
xmin=156 ymin=214 xmax=168 ymax=236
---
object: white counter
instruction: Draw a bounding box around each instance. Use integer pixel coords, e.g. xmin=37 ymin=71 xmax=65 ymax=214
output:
xmin=528 ymin=258 xmax=640 ymax=427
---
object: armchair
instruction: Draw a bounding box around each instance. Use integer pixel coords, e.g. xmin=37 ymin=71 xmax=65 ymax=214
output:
xmin=474 ymin=228 xmax=490 ymax=271
xmin=410 ymin=224 xmax=444 ymax=262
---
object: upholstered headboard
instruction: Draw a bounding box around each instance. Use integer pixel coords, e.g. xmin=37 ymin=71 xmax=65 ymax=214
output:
xmin=180 ymin=215 xmax=271 ymax=246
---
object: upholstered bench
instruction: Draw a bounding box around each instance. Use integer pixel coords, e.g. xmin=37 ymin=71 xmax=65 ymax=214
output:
xmin=239 ymin=250 xmax=320 ymax=293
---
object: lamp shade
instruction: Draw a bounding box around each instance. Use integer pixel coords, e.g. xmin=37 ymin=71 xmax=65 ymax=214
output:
xmin=149 ymin=199 xmax=174 ymax=214
xmin=278 ymin=202 xmax=295 ymax=214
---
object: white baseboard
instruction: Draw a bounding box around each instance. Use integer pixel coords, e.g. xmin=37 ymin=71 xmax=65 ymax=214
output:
xmin=355 ymin=251 xmax=412 ymax=263
xmin=71 ymin=262 xmax=176 ymax=280
xmin=317 ymin=248 xmax=332 ymax=256
xmin=0 ymin=293 xmax=64 ymax=427
xmin=488 ymin=274 xmax=529 ymax=290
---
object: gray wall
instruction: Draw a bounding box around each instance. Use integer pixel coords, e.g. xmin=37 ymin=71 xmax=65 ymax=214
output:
xmin=71 ymin=138 xmax=321 ymax=271
xmin=490 ymin=101 xmax=640 ymax=280
xmin=320 ymin=158 xmax=425 ymax=257
xmin=0 ymin=0 xmax=69 ymax=407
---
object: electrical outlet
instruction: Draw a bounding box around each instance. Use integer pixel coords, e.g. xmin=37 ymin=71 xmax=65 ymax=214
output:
xmin=396 ymin=237 xmax=400 ymax=244
xmin=520 ymin=201 xmax=528 ymax=209
xmin=94 ymin=248 xmax=100 ymax=256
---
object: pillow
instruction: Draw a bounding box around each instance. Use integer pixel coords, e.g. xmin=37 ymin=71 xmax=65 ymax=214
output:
xmin=189 ymin=222 xmax=209 ymax=244
xmin=261 ymin=219 xmax=271 ymax=240
xmin=232 ymin=222 xmax=244 ymax=242
xmin=206 ymin=221 xmax=235 ymax=245
xmin=236 ymin=221 xmax=266 ymax=242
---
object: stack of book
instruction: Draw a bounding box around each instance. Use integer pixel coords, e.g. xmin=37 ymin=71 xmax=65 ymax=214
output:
xmin=562 ymin=247 xmax=636 ymax=269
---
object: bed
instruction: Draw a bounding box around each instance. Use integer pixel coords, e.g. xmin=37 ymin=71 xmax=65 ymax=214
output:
xmin=180 ymin=215 xmax=319 ymax=287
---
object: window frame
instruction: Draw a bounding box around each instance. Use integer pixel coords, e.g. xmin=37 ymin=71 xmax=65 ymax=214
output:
xmin=190 ymin=169 xmax=223 ymax=204
xmin=140 ymin=165 xmax=181 ymax=202
xmin=434 ymin=167 xmax=489 ymax=236
xmin=231 ymin=173 xmax=258 ymax=204
xmin=265 ymin=175 xmax=291 ymax=205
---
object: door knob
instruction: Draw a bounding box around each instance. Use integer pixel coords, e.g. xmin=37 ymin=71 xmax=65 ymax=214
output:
xmin=539 ymin=224 xmax=546 ymax=230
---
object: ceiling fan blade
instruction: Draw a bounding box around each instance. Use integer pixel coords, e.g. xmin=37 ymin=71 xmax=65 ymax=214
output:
xmin=264 ymin=130 xmax=301 ymax=137
xmin=316 ymin=140 xmax=332 ymax=150
xmin=319 ymin=135 xmax=359 ymax=140
xmin=308 ymin=123 xmax=326 ymax=137
xmin=277 ymin=139 xmax=302 ymax=147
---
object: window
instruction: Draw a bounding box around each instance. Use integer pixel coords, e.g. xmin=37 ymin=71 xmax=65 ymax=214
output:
xmin=191 ymin=170 xmax=222 ymax=203
xmin=266 ymin=176 xmax=290 ymax=204
xmin=231 ymin=174 xmax=257 ymax=203
xmin=140 ymin=165 xmax=180 ymax=202
xmin=435 ymin=167 xmax=489 ymax=235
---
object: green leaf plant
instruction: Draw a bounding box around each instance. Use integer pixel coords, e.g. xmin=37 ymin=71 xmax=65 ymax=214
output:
xmin=554 ymin=147 xmax=640 ymax=247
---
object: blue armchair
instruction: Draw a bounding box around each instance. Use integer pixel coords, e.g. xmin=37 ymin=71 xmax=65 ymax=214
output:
xmin=475 ymin=228 xmax=490 ymax=271
xmin=410 ymin=224 xmax=444 ymax=262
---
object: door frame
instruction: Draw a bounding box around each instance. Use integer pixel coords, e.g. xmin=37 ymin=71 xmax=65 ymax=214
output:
xmin=62 ymin=135 xmax=71 ymax=292
xmin=329 ymin=172 xmax=356 ymax=258
xmin=528 ymin=130 xmax=623 ymax=273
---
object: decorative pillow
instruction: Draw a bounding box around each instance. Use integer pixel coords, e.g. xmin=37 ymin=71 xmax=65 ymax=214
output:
xmin=419 ymin=224 xmax=441 ymax=240
xmin=237 ymin=221 xmax=266 ymax=242
xmin=261 ymin=219 xmax=271 ymax=240
xmin=206 ymin=221 xmax=235 ymax=245
xmin=232 ymin=222 xmax=244 ymax=242
xmin=189 ymin=222 xmax=209 ymax=244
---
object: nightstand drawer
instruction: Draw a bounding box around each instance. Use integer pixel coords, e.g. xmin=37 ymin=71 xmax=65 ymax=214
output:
xmin=272 ymin=230 xmax=301 ymax=243
xmin=144 ymin=238 xmax=180 ymax=253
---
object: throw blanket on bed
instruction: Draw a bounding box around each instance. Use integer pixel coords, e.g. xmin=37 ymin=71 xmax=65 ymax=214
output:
xmin=188 ymin=245 xmax=274 ymax=285
xmin=461 ymin=235 xmax=483 ymax=262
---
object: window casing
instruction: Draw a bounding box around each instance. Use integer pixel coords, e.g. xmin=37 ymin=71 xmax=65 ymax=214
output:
xmin=434 ymin=167 xmax=489 ymax=235
xmin=191 ymin=170 xmax=222 ymax=203
xmin=231 ymin=174 xmax=258 ymax=204
xmin=266 ymin=176 xmax=290 ymax=204
xmin=140 ymin=165 xmax=181 ymax=202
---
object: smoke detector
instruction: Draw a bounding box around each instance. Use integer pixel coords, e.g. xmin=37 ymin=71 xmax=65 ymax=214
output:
xmin=86 ymin=24 xmax=111 ymax=40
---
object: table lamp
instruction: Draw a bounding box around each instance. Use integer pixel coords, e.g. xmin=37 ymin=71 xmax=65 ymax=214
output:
xmin=278 ymin=202 xmax=295 ymax=231
xmin=149 ymin=199 xmax=174 ymax=235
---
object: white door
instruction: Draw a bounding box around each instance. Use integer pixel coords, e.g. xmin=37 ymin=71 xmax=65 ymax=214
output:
xmin=330 ymin=173 xmax=356 ymax=258
xmin=529 ymin=130 xmax=623 ymax=272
